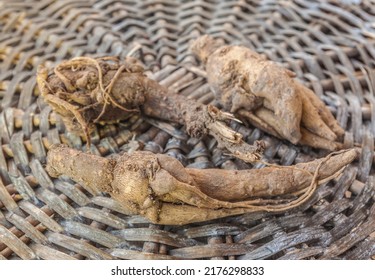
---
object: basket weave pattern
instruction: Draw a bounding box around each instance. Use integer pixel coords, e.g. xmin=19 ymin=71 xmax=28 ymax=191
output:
xmin=0 ymin=0 xmax=375 ymax=260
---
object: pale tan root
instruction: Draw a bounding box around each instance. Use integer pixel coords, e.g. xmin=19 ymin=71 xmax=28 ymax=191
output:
xmin=46 ymin=144 xmax=114 ymax=195
xmin=187 ymin=149 xmax=357 ymax=201
xmin=153 ymin=204 xmax=249 ymax=225
xmin=190 ymin=35 xmax=345 ymax=150
xmin=294 ymin=148 xmax=357 ymax=178
xmin=237 ymin=109 xmax=283 ymax=138
xmin=299 ymin=128 xmax=342 ymax=151
xmin=238 ymin=107 xmax=342 ymax=151
xmin=46 ymin=146 xmax=357 ymax=225
xmin=295 ymin=81 xmax=345 ymax=138
xmin=298 ymin=88 xmax=337 ymax=141
xmin=248 ymin=64 xmax=303 ymax=143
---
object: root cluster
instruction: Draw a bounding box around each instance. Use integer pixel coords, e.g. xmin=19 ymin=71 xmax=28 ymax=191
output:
xmin=37 ymin=36 xmax=355 ymax=225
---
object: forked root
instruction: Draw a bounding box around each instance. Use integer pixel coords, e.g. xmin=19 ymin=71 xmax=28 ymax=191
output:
xmin=190 ymin=35 xmax=345 ymax=151
xmin=47 ymin=145 xmax=357 ymax=225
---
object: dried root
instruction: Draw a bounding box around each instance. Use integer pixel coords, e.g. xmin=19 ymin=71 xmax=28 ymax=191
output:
xmin=37 ymin=56 xmax=264 ymax=162
xmin=191 ymin=35 xmax=345 ymax=151
xmin=46 ymin=145 xmax=357 ymax=225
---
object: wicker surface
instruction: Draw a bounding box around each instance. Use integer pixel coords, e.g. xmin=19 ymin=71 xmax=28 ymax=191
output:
xmin=0 ymin=0 xmax=375 ymax=260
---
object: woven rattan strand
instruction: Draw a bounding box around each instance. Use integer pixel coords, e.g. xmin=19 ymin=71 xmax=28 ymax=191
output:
xmin=0 ymin=0 xmax=374 ymax=260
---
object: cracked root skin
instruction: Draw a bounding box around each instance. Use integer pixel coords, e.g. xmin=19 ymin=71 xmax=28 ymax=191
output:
xmin=37 ymin=56 xmax=263 ymax=163
xmin=191 ymin=35 xmax=345 ymax=151
xmin=46 ymin=145 xmax=357 ymax=225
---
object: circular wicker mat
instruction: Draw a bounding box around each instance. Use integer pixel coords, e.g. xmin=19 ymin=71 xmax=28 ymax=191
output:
xmin=0 ymin=0 xmax=374 ymax=260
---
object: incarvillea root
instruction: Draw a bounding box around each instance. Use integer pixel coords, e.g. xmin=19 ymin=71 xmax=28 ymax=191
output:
xmin=191 ymin=35 xmax=345 ymax=151
xmin=46 ymin=145 xmax=357 ymax=225
xmin=37 ymin=56 xmax=264 ymax=162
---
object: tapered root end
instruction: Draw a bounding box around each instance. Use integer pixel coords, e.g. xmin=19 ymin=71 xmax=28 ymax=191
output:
xmin=297 ymin=148 xmax=359 ymax=181
xmin=299 ymin=128 xmax=342 ymax=151
xmin=287 ymin=129 xmax=302 ymax=145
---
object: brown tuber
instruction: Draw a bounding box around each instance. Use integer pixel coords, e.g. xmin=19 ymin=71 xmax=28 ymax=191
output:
xmin=190 ymin=35 xmax=345 ymax=151
xmin=36 ymin=57 xmax=264 ymax=163
xmin=46 ymin=145 xmax=357 ymax=225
